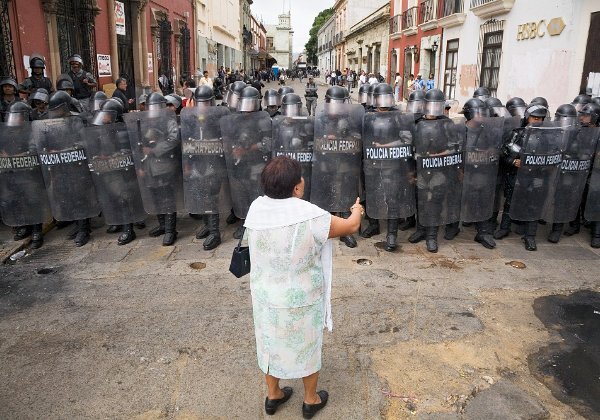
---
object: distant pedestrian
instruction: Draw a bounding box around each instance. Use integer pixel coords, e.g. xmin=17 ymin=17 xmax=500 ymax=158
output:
xmin=426 ymin=73 xmax=435 ymax=90
xmin=394 ymin=72 xmax=402 ymax=102
xmin=414 ymin=74 xmax=425 ymax=90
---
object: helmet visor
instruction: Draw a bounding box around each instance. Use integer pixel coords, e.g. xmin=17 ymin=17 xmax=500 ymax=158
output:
xmin=47 ymin=103 xmax=69 ymax=119
xmin=323 ymin=100 xmax=347 ymax=114
xmin=91 ymin=110 xmax=117 ymax=126
xmin=358 ymin=92 xmax=368 ymax=104
xmin=5 ymin=111 xmax=26 ymax=126
xmin=424 ymin=101 xmax=444 ymax=117
xmin=263 ymin=95 xmax=278 ymax=107
xmin=508 ymin=105 xmax=526 ymax=118
xmin=228 ymin=93 xmax=241 ymax=110
xmin=147 ymin=102 xmax=166 ymax=111
xmin=407 ymin=100 xmax=425 ymax=114
xmin=281 ymin=103 xmax=302 ymax=117
xmin=237 ymin=97 xmax=260 ymax=112
xmin=374 ymin=94 xmax=394 ymax=109
xmin=491 ymin=106 xmax=508 ymax=118
xmin=555 ymin=116 xmax=577 ymax=127
xmin=474 ymin=93 xmax=490 ymax=100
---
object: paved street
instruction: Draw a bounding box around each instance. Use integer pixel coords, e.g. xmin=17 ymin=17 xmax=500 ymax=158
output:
xmin=1 ymin=79 xmax=599 ymax=419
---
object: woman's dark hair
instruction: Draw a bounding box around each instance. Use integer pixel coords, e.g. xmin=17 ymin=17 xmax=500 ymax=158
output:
xmin=261 ymin=156 xmax=302 ymax=199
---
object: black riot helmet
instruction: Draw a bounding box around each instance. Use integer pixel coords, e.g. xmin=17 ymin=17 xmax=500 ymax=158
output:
xmin=281 ymin=93 xmax=302 ymax=117
xmin=277 ymin=86 xmax=294 ymax=106
xmin=460 ymin=98 xmax=488 ymax=121
xmin=228 ymin=81 xmax=247 ymax=110
xmin=30 ymin=88 xmax=49 ymax=104
xmin=1 ymin=77 xmax=18 ymax=93
xmin=506 ymin=97 xmax=527 ymax=118
xmin=592 ymin=97 xmax=600 ymax=107
xmin=91 ymin=98 xmax=124 ymax=125
xmin=5 ymin=101 xmax=32 ymax=126
xmin=90 ymin=91 xmax=107 ymax=112
xmin=358 ymin=82 xmax=370 ymax=105
xmin=554 ymin=103 xmax=578 ymax=127
xmin=373 ymin=83 xmax=394 ymax=109
xmin=193 ymin=85 xmax=215 ymax=107
xmin=524 ymin=103 xmax=548 ymax=121
xmin=571 ymin=94 xmax=592 ymax=112
xmin=47 ymin=90 xmax=73 ymax=118
xmin=262 ymin=89 xmax=279 ymax=108
xmin=366 ymin=82 xmax=379 ymax=108
xmin=146 ymin=92 xmax=167 ymax=111
xmin=473 ymin=87 xmax=491 ymax=100
xmin=407 ymin=90 xmax=426 ymax=114
xmin=56 ymin=75 xmax=75 ymax=94
xmin=424 ymin=88 xmax=446 ymax=117
xmin=324 ymin=85 xmax=349 ymax=114
xmin=484 ymin=97 xmax=506 ymax=117
xmin=68 ymin=54 xmax=84 ymax=66
xmin=165 ymin=94 xmax=182 ymax=110
xmin=237 ymin=86 xmax=261 ymax=112
xmin=578 ymin=102 xmax=600 ymax=127
xmin=530 ymin=96 xmax=549 ymax=108
xmin=29 ymin=56 xmax=46 ymax=69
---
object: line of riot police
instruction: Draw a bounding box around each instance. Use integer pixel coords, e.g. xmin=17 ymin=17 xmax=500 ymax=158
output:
xmin=2 ymin=76 xmax=600 ymax=254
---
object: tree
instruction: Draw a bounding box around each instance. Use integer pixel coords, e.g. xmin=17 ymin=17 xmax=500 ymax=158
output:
xmin=305 ymin=8 xmax=334 ymax=65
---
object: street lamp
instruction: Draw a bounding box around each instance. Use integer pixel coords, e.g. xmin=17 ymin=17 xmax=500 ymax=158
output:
xmin=431 ymin=40 xmax=438 ymax=53
xmin=431 ymin=40 xmax=438 ymax=83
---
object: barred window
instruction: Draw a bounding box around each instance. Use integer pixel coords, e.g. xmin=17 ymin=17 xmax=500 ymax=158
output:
xmin=0 ymin=0 xmax=16 ymax=78
xmin=444 ymin=39 xmax=459 ymax=99
xmin=56 ymin=0 xmax=98 ymax=78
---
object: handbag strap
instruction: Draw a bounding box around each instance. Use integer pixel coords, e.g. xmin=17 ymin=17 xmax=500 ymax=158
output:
xmin=235 ymin=227 xmax=245 ymax=251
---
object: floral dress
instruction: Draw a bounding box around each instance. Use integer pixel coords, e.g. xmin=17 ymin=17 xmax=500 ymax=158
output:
xmin=247 ymin=213 xmax=331 ymax=379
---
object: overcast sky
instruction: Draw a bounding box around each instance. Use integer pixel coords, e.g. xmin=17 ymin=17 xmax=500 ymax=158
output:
xmin=251 ymin=0 xmax=335 ymax=53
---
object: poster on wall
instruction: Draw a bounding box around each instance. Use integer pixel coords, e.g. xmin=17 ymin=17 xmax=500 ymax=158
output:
xmin=97 ymin=54 xmax=112 ymax=77
xmin=148 ymin=53 xmax=154 ymax=73
xmin=115 ymin=1 xmax=126 ymax=36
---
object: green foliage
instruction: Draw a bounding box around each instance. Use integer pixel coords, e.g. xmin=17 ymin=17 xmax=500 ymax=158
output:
xmin=305 ymin=8 xmax=334 ymax=65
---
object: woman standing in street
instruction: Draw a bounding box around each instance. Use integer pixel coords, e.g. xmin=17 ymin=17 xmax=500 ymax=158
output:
xmin=244 ymin=157 xmax=363 ymax=418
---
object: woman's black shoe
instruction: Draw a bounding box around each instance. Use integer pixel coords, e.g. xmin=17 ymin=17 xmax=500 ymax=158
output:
xmin=265 ymin=386 xmax=293 ymax=415
xmin=302 ymin=390 xmax=329 ymax=419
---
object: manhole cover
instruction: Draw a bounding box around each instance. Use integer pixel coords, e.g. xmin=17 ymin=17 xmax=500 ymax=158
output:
xmin=189 ymin=262 xmax=206 ymax=270
xmin=356 ymin=258 xmax=373 ymax=266
xmin=37 ymin=267 xmax=56 ymax=275
xmin=506 ymin=260 xmax=526 ymax=269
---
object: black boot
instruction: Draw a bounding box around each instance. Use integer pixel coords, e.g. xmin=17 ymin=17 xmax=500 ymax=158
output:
xmin=203 ymin=214 xmax=221 ymax=250
xmin=162 ymin=213 xmax=178 ymax=246
xmin=408 ymin=223 xmax=426 ymax=243
xmin=134 ymin=221 xmax=146 ymax=229
xmin=398 ymin=215 xmax=416 ymax=231
xmin=195 ymin=215 xmax=210 ymax=239
xmin=66 ymin=223 xmax=79 ymax=240
xmin=106 ymin=225 xmax=122 ymax=233
xmin=489 ymin=211 xmax=499 ymax=230
xmin=494 ymin=213 xmax=511 ymax=239
xmin=591 ymin=222 xmax=600 ymax=248
xmin=474 ymin=221 xmax=496 ymax=249
xmin=14 ymin=226 xmax=32 ymax=241
xmin=31 ymin=224 xmax=43 ymax=249
xmin=425 ymin=226 xmax=439 ymax=253
xmin=385 ymin=219 xmax=399 ymax=252
xmin=360 ymin=217 xmax=380 ymax=238
xmin=339 ymin=211 xmax=357 ymax=248
xmin=548 ymin=223 xmax=563 ymax=243
xmin=564 ymin=218 xmax=580 ymax=236
xmin=74 ymin=218 xmax=91 ymax=247
xmin=118 ymin=224 xmax=136 ymax=245
xmin=444 ymin=222 xmax=460 ymax=240
xmin=226 ymin=209 xmax=239 ymax=225
xmin=522 ymin=221 xmax=537 ymax=251
xmin=149 ymin=214 xmax=166 ymax=237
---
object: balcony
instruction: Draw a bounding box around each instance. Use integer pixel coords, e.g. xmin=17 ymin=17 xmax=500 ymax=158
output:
xmin=419 ymin=0 xmax=438 ymax=31
xmin=389 ymin=14 xmax=401 ymax=39
xmin=402 ymin=6 xmax=418 ymax=36
xmin=437 ymin=0 xmax=466 ymax=28
xmin=470 ymin=0 xmax=514 ymax=19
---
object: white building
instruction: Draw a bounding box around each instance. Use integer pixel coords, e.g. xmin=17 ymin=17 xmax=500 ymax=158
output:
xmin=317 ymin=15 xmax=336 ymax=73
xmin=344 ymin=4 xmax=390 ymax=76
xmin=265 ymin=12 xmax=293 ymax=69
xmin=437 ymin=0 xmax=600 ymax=110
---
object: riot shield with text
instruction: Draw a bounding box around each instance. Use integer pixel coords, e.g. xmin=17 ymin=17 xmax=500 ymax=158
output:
xmin=415 ymin=118 xmax=464 ymax=227
xmin=549 ymin=126 xmax=597 ymax=223
xmin=180 ymin=106 xmax=232 ymax=214
xmin=221 ymin=111 xmax=272 ymax=219
xmin=123 ymin=109 xmax=183 ymax=215
xmin=460 ymin=117 xmax=504 ymax=223
xmin=32 ymin=117 xmax=100 ymax=221
xmin=510 ymin=123 xmax=563 ymax=222
xmin=0 ymin=122 xmax=52 ymax=226
xmin=272 ymin=115 xmax=314 ymax=200
xmin=584 ymin=129 xmax=600 ymax=221
xmin=363 ymin=111 xmax=416 ymax=219
xmin=83 ymin=122 xmax=146 ymax=225
xmin=310 ymin=105 xmax=365 ymax=212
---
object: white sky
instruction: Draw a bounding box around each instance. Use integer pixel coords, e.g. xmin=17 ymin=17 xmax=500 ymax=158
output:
xmin=251 ymin=0 xmax=335 ymax=53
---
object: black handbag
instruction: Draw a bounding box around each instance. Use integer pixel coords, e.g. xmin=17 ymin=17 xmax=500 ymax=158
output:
xmin=229 ymin=234 xmax=251 ymax=278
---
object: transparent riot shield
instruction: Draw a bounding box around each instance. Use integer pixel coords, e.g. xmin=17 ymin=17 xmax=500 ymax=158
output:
xmin=510 ymin=123 xmax=563 ymax=222
xmin=122 ymin=109 xmax=184 ymax=215
xmin=32 ymin=117 xmax=100 ymax=221
xmin=460 ymin=117 xmax=504 ymax=223
xmin=363 ymin=111 xmax=416 ymax=219
xmin=221 ymin=111 xmax=272 ymax=219
xmin=415 ymin=118 xmax=465 ymax=227
xmin=584 ymin=129 xmax=600 ymax=221
xmin=272 ymin=115 xmax=314 ymax=200
xmin=548 ymin=126 xmax=597 ymax=223
xmin=0 ymin=122 xmax=52 ymax=226
xmin=180 ymin=106 xmax=232 ymax=214
xmin=83 ymin=122 xmax=146 ymax=225
xmin=310 ymin=104 xmax=365 ymax=212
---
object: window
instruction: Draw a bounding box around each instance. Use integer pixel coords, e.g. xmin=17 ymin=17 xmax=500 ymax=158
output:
xmin=444 ymin=39 xmax=459 ymax=99
xmin=267 ymin=37 xmax=274 ymax=51
xmin=479 ymin=30 xmax=503 ymax=96
xmin=56 ymin=0 xmax=98 ymax=78
xmin=0 ymin=0 xmax=15 ymax=78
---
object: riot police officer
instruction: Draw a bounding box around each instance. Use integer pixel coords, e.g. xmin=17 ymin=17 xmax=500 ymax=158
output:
xmin=305 ymin=76 xmax=318 ymax=116
xmin=506 ymin=97 xmax=527 ymax=118
xmin=19 ymin=56 xmax=54 ymax=97
xmin=365 ymin=83 xmax=379 ymax=112
xmin=578 ymin=102 xmax=600 ymax=247
xmin=56 ymin=76 xmax=87 ymax=114
xmin=357 ymin=82 xmax=370 ymax=110
xmin=29 ymin=88 xmax=50 ymax=120
xmin=67 ymin=54 xmax=97 ymax=100
xmin=263 ymin=89 xmax=280 ymax=117
xmin=572 ymin=94 xmax=592 ymax=112
xmin=277 ymin=86 xmax=294 ymax=107
xmin=0 ymin=78 xmax=23 ymax=119
xmin=90 ymin=91 xmax=108 ymax=112
xmin=473 ymin=87 xmax=491 ymax=100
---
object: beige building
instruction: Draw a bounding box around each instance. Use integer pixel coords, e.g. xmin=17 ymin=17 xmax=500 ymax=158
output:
xmin=194 ymin=0 xmax=242 ymax=76
xmin=265 ymin=12 xmax=293 ymax=69
xmin=344 ymin=4 xmax=390 ymax=77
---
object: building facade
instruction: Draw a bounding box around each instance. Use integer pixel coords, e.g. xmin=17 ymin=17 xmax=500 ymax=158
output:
xmin=344 ymin=4 xmax=390 ymax=77
xmin=437 ymin=0 xmax=600 ymax=111
xmin=265 ymin=12 xmax=293 ymax=69
xmin=317 ymin=15 xmax=336 ymax=73
xmin=249 ymin=13 xmax=267 ymax=71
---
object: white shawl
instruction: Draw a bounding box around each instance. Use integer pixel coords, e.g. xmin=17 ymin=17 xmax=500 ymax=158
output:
xmin=244 ymin=196 xmax=334 ymax=331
